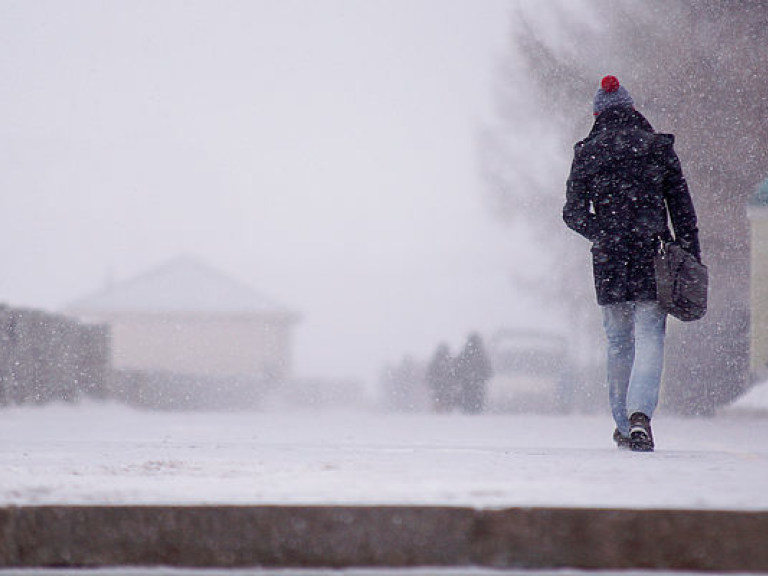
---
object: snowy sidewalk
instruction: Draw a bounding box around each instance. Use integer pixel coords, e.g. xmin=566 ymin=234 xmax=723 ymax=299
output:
xmin=1 ymin=402 xmax=767 ymax=510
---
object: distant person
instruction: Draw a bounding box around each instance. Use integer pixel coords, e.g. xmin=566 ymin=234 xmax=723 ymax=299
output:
xmin=426 ymin=343 xmax=456 ymax=412
xmin=455 ymin=333 xmax=493 ymax=414
xmin=563 ymin=76 xmax=701 ymax=451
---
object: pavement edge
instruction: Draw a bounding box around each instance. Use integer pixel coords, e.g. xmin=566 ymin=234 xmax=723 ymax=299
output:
xmin=1 ymin=505 xmax=767 ymax=571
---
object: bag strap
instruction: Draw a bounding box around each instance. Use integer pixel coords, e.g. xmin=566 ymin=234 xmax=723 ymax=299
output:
xmin=656 ymin=235 xmax=668 ymax=256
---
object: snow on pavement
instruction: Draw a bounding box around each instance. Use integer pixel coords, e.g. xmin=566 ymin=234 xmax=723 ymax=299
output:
xmin=1 ymin=401 xmax=767 ymax=510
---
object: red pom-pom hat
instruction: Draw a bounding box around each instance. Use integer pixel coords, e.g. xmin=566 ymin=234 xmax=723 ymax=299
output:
xmin=593 ymin=75 xmax=634 ymax=115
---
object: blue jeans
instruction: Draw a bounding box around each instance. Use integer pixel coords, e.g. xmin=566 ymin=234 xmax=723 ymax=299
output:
xmin=601 ymin=301 xmax=667 ymax=437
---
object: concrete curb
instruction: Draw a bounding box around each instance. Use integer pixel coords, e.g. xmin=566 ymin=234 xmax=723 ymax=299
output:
xmin=1 ymin=506 xmax=767 ymax=571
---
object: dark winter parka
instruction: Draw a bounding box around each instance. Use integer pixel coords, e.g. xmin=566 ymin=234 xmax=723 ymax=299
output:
xmin=563 ymin=106 xmax=700 ymax=306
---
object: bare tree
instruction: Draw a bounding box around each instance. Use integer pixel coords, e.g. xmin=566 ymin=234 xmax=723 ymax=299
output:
xmin=485 ymin=1 xmax=768 ymax=414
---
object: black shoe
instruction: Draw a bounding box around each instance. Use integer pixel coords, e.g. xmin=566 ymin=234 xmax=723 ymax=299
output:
xmin=629 ymin=412 xmax=654 ymax=452
xmin=613 ymin=428 xmax=631 ymax=449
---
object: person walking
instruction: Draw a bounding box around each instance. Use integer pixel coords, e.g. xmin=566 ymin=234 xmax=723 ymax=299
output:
xmin=563 ymin=75 xmax=701 ymax=452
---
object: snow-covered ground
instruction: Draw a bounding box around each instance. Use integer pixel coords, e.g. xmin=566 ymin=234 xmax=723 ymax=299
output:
xmin=726 ymin=377 xmax=768 ymax=416
xmin=1 ymin=399 xmax=767 ymax=511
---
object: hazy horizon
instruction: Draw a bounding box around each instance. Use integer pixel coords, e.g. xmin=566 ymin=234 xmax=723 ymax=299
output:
xmin=0 ymin=1 xmax=563 ymax=387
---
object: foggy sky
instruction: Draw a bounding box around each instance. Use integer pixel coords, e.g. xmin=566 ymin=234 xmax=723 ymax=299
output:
xmin=0 ymin=1 xmax=558 ymax=387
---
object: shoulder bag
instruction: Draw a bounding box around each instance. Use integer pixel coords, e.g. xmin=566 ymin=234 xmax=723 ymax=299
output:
xmin=654 ymin=239 xmax=708 ymax=322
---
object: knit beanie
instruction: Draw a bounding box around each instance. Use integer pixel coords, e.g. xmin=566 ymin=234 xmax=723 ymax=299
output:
xmin=592 ymin=75 xmax=634 ymax=115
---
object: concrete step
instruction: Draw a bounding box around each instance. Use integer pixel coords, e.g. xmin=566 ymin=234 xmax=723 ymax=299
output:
xmin=2 ymin=506 xmax=767 ymax=572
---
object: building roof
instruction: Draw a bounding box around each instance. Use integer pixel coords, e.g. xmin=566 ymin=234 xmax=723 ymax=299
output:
xmin=68 ymin=256 xmax=297 ymax=317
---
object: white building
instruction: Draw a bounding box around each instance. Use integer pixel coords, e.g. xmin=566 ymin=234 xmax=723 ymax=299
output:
xmin=749 ymin=179 xmax=768 ymax=379
xmin=67 ymin=257 xmax=299 ymax=384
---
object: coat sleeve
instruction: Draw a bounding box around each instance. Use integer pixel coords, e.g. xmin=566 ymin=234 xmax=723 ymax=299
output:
xmin=660 ymin=136 xmax=701 ymax=261
xmin=563 ymin=145 xmax=600 ymax=242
